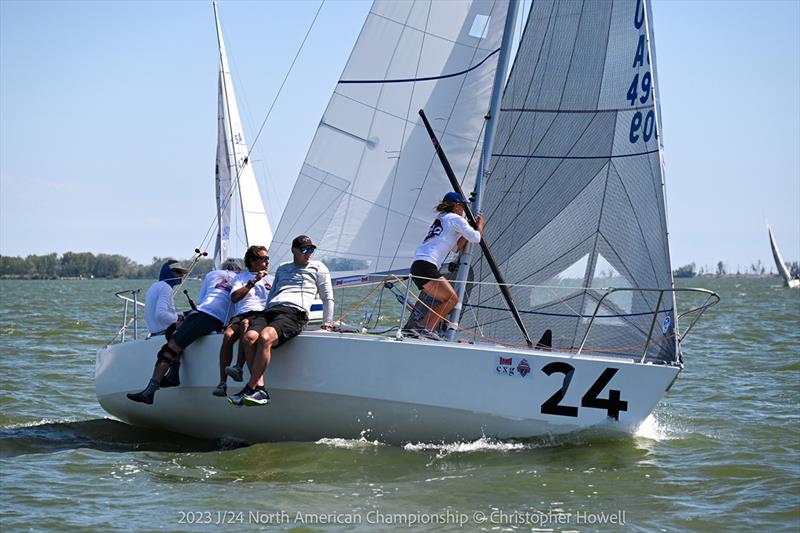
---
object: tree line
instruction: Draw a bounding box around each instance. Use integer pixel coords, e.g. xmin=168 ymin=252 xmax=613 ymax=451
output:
xmin=0 ymin=252 xmax=214 ymax=279
xmin=3 ymin=252 xmax=797 ymax=281
xmin=672 ymin=260 xmax=800 ymax=278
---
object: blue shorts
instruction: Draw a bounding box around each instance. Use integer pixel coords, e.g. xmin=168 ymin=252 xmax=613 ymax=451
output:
xmin=171 ymin=311 xmax=223 ymax=349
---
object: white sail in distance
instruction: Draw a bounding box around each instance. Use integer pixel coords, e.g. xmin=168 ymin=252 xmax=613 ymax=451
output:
xmin=463 ymin=0 xmax=677 ymax=362
xmin=213 ymin=2 xmax=273 ymax=252
xmin=271 ymin=0 xmax=511 ymax=272
xmin=768 ymin=225 xmax=799 ymax=288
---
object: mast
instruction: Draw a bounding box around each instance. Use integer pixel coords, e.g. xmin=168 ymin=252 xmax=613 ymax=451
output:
xmin=214 ymin=72 xmax=232 ymax=267
xmin=212 ymin=1 xmax=273 ymax=250
xmin=447 ymin=0 xmax=520 ymax=341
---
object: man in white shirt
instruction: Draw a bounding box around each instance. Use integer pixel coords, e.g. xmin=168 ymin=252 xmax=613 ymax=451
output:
xmin=229 ymin=235 xmax=334 ymax=407
xmin=144 ymin=260 xmax=188 ymax=336
xmin=212 ymin=246 xmax=273 ymax=397
xmin=128 ymin=259 xmax=241 ymax=405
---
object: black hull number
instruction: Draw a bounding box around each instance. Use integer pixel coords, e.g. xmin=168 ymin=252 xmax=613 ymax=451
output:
xmin=540 ymin=363 xmax=629 ymax=420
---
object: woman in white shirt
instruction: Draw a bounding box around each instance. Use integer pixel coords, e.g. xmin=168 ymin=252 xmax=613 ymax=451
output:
xmin=410 ymin=192 xmax=484 ymax=337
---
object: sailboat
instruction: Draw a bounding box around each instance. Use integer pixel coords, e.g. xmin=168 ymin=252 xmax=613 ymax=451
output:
xmin=768 ymin=225 xmax=799 ymax=288
xmin=96 ymin=0 xmax=718 ymax=444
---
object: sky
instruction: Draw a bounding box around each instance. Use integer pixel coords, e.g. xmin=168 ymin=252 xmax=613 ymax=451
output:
xmin=1 ymin=0 xmax=798 ymax=273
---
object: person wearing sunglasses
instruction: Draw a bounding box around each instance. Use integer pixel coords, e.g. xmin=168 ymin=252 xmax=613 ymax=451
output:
xmin=229 ymin=235 xmax=334 ymax=407
xmin=409 ymin=191 xmax=484 ymax=340
xmin=212 ymin=246 xmax=273 ymax=397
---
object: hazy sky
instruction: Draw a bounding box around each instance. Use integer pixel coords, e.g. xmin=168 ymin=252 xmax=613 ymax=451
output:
xmin=1 ymin=0 xmax=798 ymax=274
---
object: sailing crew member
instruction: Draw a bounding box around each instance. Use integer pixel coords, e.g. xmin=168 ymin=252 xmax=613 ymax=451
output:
xmin=213 ymin=246 xmax=273 ymax=397
xmin=409 ymin=191 xmax=484 ymax=339
xmin=228 ymin=235 xmax=334 ymax=407
xmin=127 ymin=258 xmax=242 ymax=405
xmin=144 ymin=260 xmax=188 ymax=338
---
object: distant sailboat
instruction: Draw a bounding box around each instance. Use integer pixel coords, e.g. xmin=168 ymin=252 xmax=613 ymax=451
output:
xmin=767 ymin=225 xmax=799 ymax=288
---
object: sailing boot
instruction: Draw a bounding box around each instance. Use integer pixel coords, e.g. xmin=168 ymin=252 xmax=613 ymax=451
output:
xmin=127 ymin=379 xmax=160 ymax=405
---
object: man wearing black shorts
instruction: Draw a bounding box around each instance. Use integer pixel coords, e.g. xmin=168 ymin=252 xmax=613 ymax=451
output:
xmin=229 ymin=235 xmax=334 ymax=407
xmin=212 ymin=246 xmax=272 ymax=397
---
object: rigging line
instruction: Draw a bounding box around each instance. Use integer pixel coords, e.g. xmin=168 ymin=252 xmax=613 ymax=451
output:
xmin=198 ymin=1 xmax=327 ymax=263
xmin=245 ymin=0 xmax=326 ymax=160
xmin=339 ymin=48 xmax=500 ymax=84
xmin=492 ymin=149 xmax=660 ymax=160
xmin=501 ymin=103 xmax=654 ymax=113
xmin=462 ymin=303 xmax=673 ymax=319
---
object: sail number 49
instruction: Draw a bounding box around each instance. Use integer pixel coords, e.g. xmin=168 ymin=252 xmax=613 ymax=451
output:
xmin=540 ymin=363 xmax=628 ymax=420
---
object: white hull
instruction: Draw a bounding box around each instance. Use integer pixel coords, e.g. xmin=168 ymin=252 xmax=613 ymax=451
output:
xmin=96 ymin=333 xmax=680 ymax=444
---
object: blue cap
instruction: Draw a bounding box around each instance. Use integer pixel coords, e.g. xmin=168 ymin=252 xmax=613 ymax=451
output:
xmin=442 ymin=191 xmax=467 ymax=204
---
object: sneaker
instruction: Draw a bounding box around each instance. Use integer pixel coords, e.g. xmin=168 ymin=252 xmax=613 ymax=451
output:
xmin=242 ymin=387 xmax=271 ymax=407
xmin=212 ymin=382 xmax=227 ymax=397
xmin=224 ymin=365 xmax=243 ymax=382
xmin=227 ymin=386 xmax=252 ymax=407
xmin=414 ymin=328 xmax=441 ymax=341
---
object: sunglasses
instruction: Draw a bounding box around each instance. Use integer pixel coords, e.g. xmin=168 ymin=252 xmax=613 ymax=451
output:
xmin=256 ymin=256 xmax=269 ymax=262
xmin=298 ymin=246 xmax=316 ymax=254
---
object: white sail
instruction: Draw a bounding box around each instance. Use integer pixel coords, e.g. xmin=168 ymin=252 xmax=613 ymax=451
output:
xmin=213 ymin=74 xmax=233 ymax=267
xmin=213 ymin=2 xmax=273 ymax=250
xmin=462 ymin=0 xmax=677 ymax=362
xmin=271 ymin=0 xmax=510 ymax=272
xmin=768 ymin=225 xmax=799 ymax=288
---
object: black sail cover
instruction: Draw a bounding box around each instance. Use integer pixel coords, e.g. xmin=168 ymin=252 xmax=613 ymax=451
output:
xmin=462 ymin=0 xmax=677 ymax=363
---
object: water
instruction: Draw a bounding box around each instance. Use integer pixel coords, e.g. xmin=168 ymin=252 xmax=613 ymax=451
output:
xmin=0 ymin=278 xmax=797 ymax=531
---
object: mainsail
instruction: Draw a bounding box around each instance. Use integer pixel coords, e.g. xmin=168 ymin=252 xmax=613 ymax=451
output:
xmin=271 ymin=0 xmax=511 ymax=272
xmin=463 ymin=0 xmax=677 ymax=362
xmin=213 ymin=2 xmax=272 ymax=265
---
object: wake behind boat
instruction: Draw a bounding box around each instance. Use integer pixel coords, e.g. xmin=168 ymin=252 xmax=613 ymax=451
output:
xmin=97 ymin=0 xmax=718 ymax=444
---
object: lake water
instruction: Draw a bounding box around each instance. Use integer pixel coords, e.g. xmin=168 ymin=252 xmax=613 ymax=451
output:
xmin=0 ymin=277 xmax=797 ymax=531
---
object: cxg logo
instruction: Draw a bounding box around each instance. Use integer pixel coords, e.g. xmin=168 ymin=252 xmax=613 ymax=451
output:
xmin=496 ymin=356 xmax=531 ymax=378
